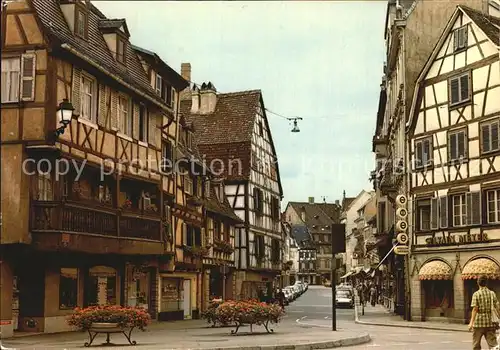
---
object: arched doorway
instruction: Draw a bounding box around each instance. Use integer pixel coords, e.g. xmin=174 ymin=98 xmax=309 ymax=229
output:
xmin=85 ymin=266 xmax=118 ymax=306
xmin=418 ymin=259 xmax=453 ymax=320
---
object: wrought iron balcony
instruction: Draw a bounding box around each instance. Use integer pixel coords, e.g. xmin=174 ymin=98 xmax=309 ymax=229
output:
xmin=31 ymin=201 xmax=162 ymax=241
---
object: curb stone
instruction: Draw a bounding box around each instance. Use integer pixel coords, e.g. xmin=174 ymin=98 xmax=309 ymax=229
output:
xmin=189 ymin=333 xmax=371 ymax=350
xmin=353 ymin=293 xmax=467 ymax=333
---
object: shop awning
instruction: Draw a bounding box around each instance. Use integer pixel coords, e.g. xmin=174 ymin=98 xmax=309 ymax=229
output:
xmin=418 ymin=260 xmax=453 ymax=281
xmin=462 ymin=258 xmax=500 ymax=280
xmin=340 ymin=271 xmax=353 ymax=279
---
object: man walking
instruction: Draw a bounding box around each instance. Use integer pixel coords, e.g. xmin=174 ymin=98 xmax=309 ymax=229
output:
xmin=468 ymin=275 xmax=499 ymax=350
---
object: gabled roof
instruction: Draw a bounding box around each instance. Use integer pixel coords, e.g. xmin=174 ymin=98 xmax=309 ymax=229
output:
xmin=32 ymin=0 xmax=167 ymax=109
xmin=98 ymin=18 xmax=130 ymax=37
xmin=204 ymin=184 xmax=243 ymax=223
xmin=288 ymin=202 xmax=341 ymax=234
xmin=133 ymin=45 xmax=189 ymax=90
xmin=290 ymin=225 xmax=312 ymax=246
xmin=181 ymin=90 xmax=283 ymax=194
xmin=407 ymin=5 xmax=500 ymax=133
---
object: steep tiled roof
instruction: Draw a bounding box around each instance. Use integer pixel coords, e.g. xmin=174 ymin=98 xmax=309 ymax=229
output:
xmin=197 ymin=142 xmax=251 ymax=181
xmin=288 ymin=202 xmax=340 ymax=234
xmin=31 ymin=0 xmax=165 ymax=106
xmin=290 ymin=225 xmax=311 ymax=245
xmin=204 ymin=185 xmax=242 ymax=223
xmin=180 ymin=90 xmax=261 ymax=144
xmin=461 ymin=6 xmax=500 ymax=46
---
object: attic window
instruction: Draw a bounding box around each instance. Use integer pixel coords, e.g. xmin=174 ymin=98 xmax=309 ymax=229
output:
xmin=76 ymin=9 xmax=87 ymax=38
xmin=453 ymin=26 xmax=468 ymax=52
xmin=116 ymin=38 xmax=126 ymax=64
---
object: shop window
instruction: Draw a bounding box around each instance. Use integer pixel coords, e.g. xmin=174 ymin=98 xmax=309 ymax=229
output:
xmin=35 ymin=171 xmax=53 ymax=201
xmin=161 ymin=278 xmax=183 ymax=311
xmin=423 ymin=280 xmax=454 ymax=312
xmin=59 ymin=268 xmax=78 ymax=309
xmin=87 ymin=266 xmax=117 ymax=306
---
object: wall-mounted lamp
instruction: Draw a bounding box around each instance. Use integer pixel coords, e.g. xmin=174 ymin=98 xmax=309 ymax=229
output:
xmin=54 ymin=99 xmax=74 ymax=137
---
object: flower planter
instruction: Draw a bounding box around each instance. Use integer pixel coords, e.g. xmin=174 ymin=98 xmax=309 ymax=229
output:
xmin=67 ymin=306 xmax=150 ymax=347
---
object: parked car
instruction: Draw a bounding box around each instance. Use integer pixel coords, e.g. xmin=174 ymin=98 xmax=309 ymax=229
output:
xmin=336 ymin=289 xmax=354 ymax=308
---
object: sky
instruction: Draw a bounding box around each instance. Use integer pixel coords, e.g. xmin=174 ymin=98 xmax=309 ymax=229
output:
xmin=96 ymin=0 xmax=387 ymax=205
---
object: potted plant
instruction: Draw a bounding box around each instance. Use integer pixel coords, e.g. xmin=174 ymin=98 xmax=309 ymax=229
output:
xmin=122 ymin=199 xmax=132 ymax=210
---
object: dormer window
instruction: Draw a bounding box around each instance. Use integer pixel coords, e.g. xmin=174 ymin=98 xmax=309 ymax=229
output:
xmin=76 ymin=10 xmax=87 ymax=38
xmin=117 ymin=38 xmax=126 ymax=64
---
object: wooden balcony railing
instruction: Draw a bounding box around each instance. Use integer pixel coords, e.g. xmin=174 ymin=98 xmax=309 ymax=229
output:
xmin=31 ymin=201 xmax=161 ymax=241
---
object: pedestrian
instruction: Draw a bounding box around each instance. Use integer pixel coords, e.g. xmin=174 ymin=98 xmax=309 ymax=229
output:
xmin=370 ymin=285 xmax=377 ymax=306
xmin=468 ymin=275 xmax=500 ymax=350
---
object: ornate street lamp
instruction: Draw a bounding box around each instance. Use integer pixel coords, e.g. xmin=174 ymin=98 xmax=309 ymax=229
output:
xmin=55 ymin=98 xmax=74 ymax=137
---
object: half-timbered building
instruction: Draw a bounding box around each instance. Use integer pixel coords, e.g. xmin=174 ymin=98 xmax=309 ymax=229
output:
xmin=179 ymin=65 xmax=284 ymax=299
xmin=284 ymin=198 xmax=342 ymax=285
xmin=407 ymin=6 xmax=500 ymax=323
xmin=0 ymin=0 xmax=188 ymax=336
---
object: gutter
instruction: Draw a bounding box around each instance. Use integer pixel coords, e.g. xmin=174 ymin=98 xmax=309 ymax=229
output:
xmin=60 ymin=43 xmax=171 ymax=114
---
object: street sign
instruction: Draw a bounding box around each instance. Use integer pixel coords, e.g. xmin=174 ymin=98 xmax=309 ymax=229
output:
xmin=396 ymin=233 xmax=409 ymax=245
xmin=394 ymin=245 xmax=409 ymax=255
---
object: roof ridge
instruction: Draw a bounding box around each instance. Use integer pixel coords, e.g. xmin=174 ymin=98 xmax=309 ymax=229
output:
xmin=218 ymin=89 xmax=261 ymax=97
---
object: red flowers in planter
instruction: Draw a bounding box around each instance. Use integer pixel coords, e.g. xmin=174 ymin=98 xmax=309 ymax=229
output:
xmin=214 ymin=300 xmax=284 ymax=326
xmin=67 ymin=305 xmax=151 ymax=331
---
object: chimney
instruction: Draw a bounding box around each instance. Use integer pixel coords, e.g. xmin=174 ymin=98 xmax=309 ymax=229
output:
xmin=199 ymin=82 xmax=217 ymax=114
xmin=308 ymin=197 xmax=314 ymax=204
xmin=191 ymin=85 xmax=200 ymax=113
xmin=180 ymin=62 xmax=192 ymax=101
xmin=300 ymin=206 xmax=306 ymax=222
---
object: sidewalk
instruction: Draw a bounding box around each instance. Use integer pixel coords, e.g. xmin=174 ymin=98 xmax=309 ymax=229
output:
xmin=355 ymin=302 xmax=468 ymax=333
xmin=1 ymin=319 xmax=370 ymax=350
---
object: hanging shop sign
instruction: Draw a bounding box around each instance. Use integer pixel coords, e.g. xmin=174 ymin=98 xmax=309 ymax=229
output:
xmin=394 ymin=245 xmax=409 ymax=255
xmin=425 ymin=233 xmax=488 ymax=247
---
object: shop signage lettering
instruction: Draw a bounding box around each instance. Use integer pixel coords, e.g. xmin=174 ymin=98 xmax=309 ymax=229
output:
xmin=425 ymin=233 xmax=488 ymax=246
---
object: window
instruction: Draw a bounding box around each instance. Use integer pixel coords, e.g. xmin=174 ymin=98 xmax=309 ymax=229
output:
xmin=36 ymin=171 xmax=53 ymax=201
xmin=117 ymin=96 xmax=131 ymax=135
xmin=271 ymin=197 xmax=280 ymax=221
xmin=155 ymin=74 xmax=162 ymax=96
xmin=453 ymin=26 xmax=468 ymax=51
xmin=255 ymin=235 xmax=265 ymax=259
xmin=448 ymin=129 xmax=467 ymax=162
xmin=116 ymin=38 xmax=126 ymax=64
xmin=253 ymin=188 xmax=263 ymax=214
xmin=185 ymin=175 xmax=193 ymax=195
xmin=487 ymin=189 xmax=500 ymax=224
xmin=214 ymin=221 xmax=221 ymax=241
xmin=1 ymin=57 xmax=20 ymax=103
xmin=417 ymin=199 xmax=431 ymax=231
xmin=76 ymin=10 xmax=87 ymax=38
xmin=161 ymin=141 xmax=173 ymax=173
xmin=449 ymin=73 xmax=470 ymax=106
xmin=59 ymin=268 xmax=78 ymax=309
xmin=80 ymin=74 xmax=95 ymax=122
xmin=139 ymin=104 xmax=148 ymax=142
xmin=452 ymin=194 xmax=467 ymax=227
xmin=415 ymin=137 xmax=432 ymax=168
xmin=481 ymin=119 xmax=500 ymax=154
xmin=165 ymin=84 xmax=173 ymax=106
xmin=258 ymin=121 xmax=263 ymax=136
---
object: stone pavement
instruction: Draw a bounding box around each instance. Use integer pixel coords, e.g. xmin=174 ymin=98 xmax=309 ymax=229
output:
xmin=1 ymin=319 xmax=370 ymax=350
xmin=355 ymin=302 xmax=468 ymax=332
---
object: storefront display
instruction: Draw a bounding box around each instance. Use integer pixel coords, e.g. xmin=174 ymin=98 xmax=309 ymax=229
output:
xmin=88 ymin=266 xmax=117 ymax=306
xmin=127 ymin=266 xmax=150 ymax=310
xmin=160 ymin=278 xmax=183 ymax=312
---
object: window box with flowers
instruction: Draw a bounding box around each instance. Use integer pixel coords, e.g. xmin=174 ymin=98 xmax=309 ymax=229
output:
xmin=214 ymin=239 xmax=234 ymax=254
xmin=67 ymin=305 xmax=151 ymax=347
xmin=183 ymin=245 xmax=210 ymax=259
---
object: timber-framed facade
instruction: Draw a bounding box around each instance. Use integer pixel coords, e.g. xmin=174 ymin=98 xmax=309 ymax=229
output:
xmin=407 ymin=6 xmax=500 ymax=324
xmin=0 ymin=0 xmax=243 ymax=337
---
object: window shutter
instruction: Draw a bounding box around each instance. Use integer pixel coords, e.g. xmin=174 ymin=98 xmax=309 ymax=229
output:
xmin=132 ymin=103 xmax=140 ymax=140
xmin=450 ymin=78 xmax=459 ymax=104
xmin=460 ymin=74 xmax=469 ymax=101
xmin=416 ymin=141 xmax=423 ymax=167
xmin=449 ymin=133 xmax=457 ymax=160
xmin=72 ymin=67 xmax=82 ymax=114
xmin=439 ymin=196 xmax=448 ymax=228
xmin=20 ymin=53 xmax=36 ymax=101
xmin=431 ymin=197 xmax=439 ymax=230
xmin=182 ymin=222 xmax=187 ymax=245
xmin=453 ymin=30 xmax=459 ymax=51
xmin=482 ymin=124 xmax=491 ymax=153
xmin=97 ymin=83 xmax=106 ymax=127
xmin=110 ymin=91 xmax=118 ymax=129
xmin=424 ymin=139 xmax=431 ymax=165
xmin=466 ymin=192 xmax=481 ymax=225
xmin=148 ymin=113 xmax=156 ymax=145
xmin=462 ymin=26 xmax=468 ymax=48
xmin=458 ymin=131 xmax=466 ymax=158
xmin=493 ymin=122 xmax=499 ymax=151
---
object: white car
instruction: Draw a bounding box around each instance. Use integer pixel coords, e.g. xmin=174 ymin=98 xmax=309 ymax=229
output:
xmin=336 ymin=290 xmax=354 ymax=308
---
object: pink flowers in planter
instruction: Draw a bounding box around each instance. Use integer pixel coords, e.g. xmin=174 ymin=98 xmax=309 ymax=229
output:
xmin=214 ymin=300 xmax=284 ymax=326
xmin=67 ymin=305 xmax=151 ymax=331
